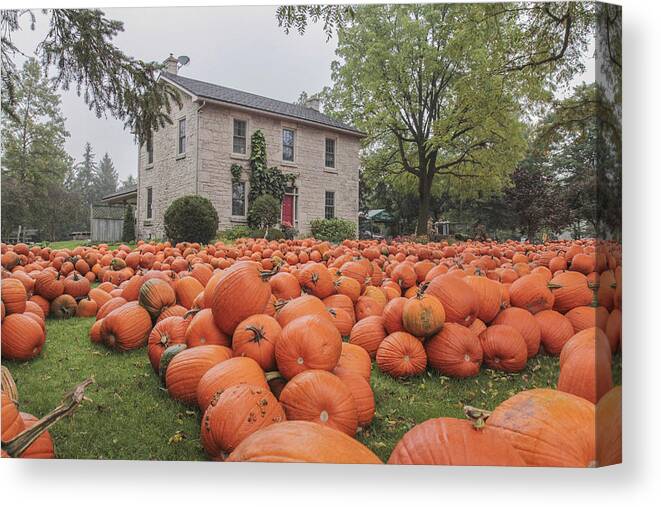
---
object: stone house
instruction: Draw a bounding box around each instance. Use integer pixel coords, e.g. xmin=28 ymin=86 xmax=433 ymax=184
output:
xmin=136 ymin=55 xmax=364 ymax=240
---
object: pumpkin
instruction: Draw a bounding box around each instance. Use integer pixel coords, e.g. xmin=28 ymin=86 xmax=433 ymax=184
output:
xmin=184 ymin=308 xmax=230 ymax=348
xmin=165 ymin=345 xmax=233 ymax=405
xmin=139 ymin=278 xmax=176 ymax=320
xmin=401 ymin=292 xmax=445 ymax=337
xmin=28 ymin=295 xmax=51 ymax=318
xmin=425 ymin=323 xmax=483 ymax=378
xmin=147 ymin=316 xmax=189 ymax=372
xmin=333 ymin=275 xmax=361 ymax=302
xmin=49 ymin=294 xmax=78 ymax=319
xmin=197 ymin=356 xmax=268 ymax=411
xmin=492 ymin=307 xmax=541 ymax=358
xmin=101 ymin=301 xmax=152 ymax=351
xmin=382 ymin=297 xmax=407 ymax=334
xmin=332 ymin=367 xmax=374 ymax=428
xmin=558 ymin=327 xmax=613 ymax=403
xmin=487 ymin=388 xmax=596 ymax=467
xmin=210 ymin=261 xmax=273 ymax=335
xmin=275 ymin=314 xmax=342 ymax=380
xmin=63 ymin=271 xmax=90 ymax=298
xmin=508 ymin=274 xmax=554 ymax=314
xmin=534 ymin=310 xmax=575 ymax=355
xmin=424 ymin=275 xmax=478 ymax=327
xmin=565 ymin=305 xmax=609 ymax=333
xmin=89 ymin=318 xmax=104 ymax=343
xmin=549 ymin=271 xmax=593 ymax=313
xmin=226 ymin=420 xmax=382 ymax=464
xmin=34 ymin=271 xmax=64 ymax=301
xmin=478 ymin=325 xmax=527 ymax=372
xmin=1 ymin=391 xmax=25 ymax=443
xmin=596 ymin=386 xmax=622 ymax=466
xmin=232 ymin=314 xmax=282 ymax=371
xmin=605 ymin=308 xmax=622 ymax=353
xmin=269 ymin=272 xmax=301 ymax=300
xmin=464 ymin=275 xmax=504 ymax=323
xmin=279 ymin=369 xmax=358 ymax=436
xmin=298 ymin=263 xmax=334 ymax=299
xmin=348 ymin=315 xmax=387 ymax=358
xmin=334 ymin=342 xmax=372 ymax=382
xmin=355 ymin=295 xmax=385 ymax=320
xmin=376 ymin=331 xmax=427 ymax=378
xmin=201 ymin=383 xmax=285 ymax=460
xmin=76 ymin=296 xmax=98 ymax=317
xmin=18 ymin=412 xmax=55 ymax=459
xmin=175 ymin=276 xmax=204 ymax=309
xmin=96 ymin=296 xmax=127 ymax=319
xmin=24 ymin=300 xmax=45 ymax=321
xmin=391 ymin=262 xmax=417 ymax=289
xmin=1 ymin=313 xmax=45 ymax=360
xmin=388 ymin=417 xmax=525 ymax=466
xmin=1 ymin=278 xmax=27 ymax=315
xmin=157 ymin=304 xmax=188 ymax=322
xmin=323 ymin=294 xmax=356 ymax=322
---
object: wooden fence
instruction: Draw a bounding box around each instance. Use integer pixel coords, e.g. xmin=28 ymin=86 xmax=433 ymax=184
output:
xmin=90 ymin=205 xmax=126 ymax=243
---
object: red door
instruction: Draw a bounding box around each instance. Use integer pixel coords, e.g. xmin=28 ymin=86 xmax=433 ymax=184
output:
xmin=281 ymin=194 xmax=294 ymax=225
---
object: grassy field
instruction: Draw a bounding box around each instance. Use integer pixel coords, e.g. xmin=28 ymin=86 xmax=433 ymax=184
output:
xmin=4 ymin=317 xmax=622 ymax=462
xmin=36 ymin=240 xmax=137 ymax=250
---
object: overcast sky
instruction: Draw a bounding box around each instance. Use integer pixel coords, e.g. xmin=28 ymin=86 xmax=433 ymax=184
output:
xmin=10 ymin=5 xmax=594 ymax=181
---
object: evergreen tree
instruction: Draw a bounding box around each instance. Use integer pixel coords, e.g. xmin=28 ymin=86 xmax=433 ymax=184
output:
xmin=122 ymin=205 xmax=136 ymax=242
xmin=96 ymin=152 xmax=119 ymax=198
xmin=119 ymin=174 xmax=137 ymax=190
xmin=73 ymin=143 xmax=98 ymax=206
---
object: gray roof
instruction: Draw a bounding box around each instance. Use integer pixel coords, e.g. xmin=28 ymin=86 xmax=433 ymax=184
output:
xmin=101 ymin=185 xmax=137 ymax=201
xmin=161 ymin=72 xmax=364 ymax=136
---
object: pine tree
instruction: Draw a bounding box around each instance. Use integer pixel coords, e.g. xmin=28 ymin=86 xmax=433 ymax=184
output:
xmin=120 ymin=174 xmax=137 ymax=190
xmin=96 ymin=153 xmax=119 ymax=198
xmin=74 ymin=143 xmax=97 ymax=206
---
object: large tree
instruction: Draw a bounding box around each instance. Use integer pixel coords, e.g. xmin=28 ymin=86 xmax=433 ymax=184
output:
xmin=96 ymin=152 xmax=119 ymax=199
xmin=1 ymin=58 xmax=75 ymax=240
xmin=1 ymin=9 xmax=179 ymax=143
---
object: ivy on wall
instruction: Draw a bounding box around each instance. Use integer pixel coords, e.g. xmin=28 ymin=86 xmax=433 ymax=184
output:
xmin=248 ymin=129 xmax=296 ymax=203
xmin=230 ymin=163 xmax=242 ymax=183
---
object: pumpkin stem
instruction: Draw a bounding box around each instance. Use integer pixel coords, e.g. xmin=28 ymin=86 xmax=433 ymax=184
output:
xmin=245 ymin=325 xmax=265 ymax=343
xmin=265 ymin=371 xmax=284 ymax=382
xmin=463 ymin=405 xmax=492 ymax=429
xmin=259 ymin=265 xmax=281 ymax=280
xmin=183 ymin=308 xmax=201 ymax=320
xmin=1 ymin=377 xmax=94 ymax=458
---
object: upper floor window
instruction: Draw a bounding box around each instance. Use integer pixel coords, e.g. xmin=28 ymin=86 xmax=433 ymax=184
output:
xmin=146 ymin=187 xmax=153 ymax=219
xmin=325 ymin=191 xmax=335 ymax=219
xmin=146 ymin=136 xmax=153 ymax=165
xmin=233 ymin=119 xmax=247 ymax=154
xmin=325 ymin=138 xmax=335 ymax=168
xmin=178 ymin=118 xmax=186 ymax=155
xmin=282 ymin=128 xmax=295 ymax=162
xmin=232 ymin=180 xmax=247 ymax=217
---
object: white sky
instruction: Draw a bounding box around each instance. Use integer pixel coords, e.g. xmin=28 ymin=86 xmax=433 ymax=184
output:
xmin=9 ymin=4 xmax=595 ymax=181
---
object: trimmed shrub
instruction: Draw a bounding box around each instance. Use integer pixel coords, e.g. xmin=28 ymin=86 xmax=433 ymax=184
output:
xmin=247 ymin=194 xmax=281 ymax=229
xmin=164 ymin=195 xmax=218 ymax=244
xmin=122 ymin=205 xmax=136 ymax=242
xmin=310 ymin=218 xmax=356 ymax=243
xmin=218 ymin=225 xmax=251 ymax=241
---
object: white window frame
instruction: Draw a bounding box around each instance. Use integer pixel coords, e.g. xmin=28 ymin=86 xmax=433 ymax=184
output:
xmin=282 ymin=127 xmax=296 ymax=163
xmin=177 ymin=117 xmax=187 ymax=156
xmin=232 ymin=118 xmax=248 ymax=155
xmin=231 ymin=179 xmax=248 ymax=219
xmin=324 ymin=191 xmax=335 ymax=219
xmin=146 ymin=187 xmax=153 ymax=220
xmin=324 ymin=137 xmax=336 ymax=169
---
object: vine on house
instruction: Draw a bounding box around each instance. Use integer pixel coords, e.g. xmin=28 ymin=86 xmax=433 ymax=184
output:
xmin=248 ymin=130 xmax=296 ymax=203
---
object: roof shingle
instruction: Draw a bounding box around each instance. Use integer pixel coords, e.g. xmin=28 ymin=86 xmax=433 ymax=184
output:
xmin=161 ymin=72 xmax=363 ymax=136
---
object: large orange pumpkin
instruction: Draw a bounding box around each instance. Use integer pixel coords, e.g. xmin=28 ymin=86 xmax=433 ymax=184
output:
xmin=478 ymin=324 xmax=527 ymax=372
xmin=1 ymin=278 xmax=27 ymax=315
xmin=279 ymin=370 xmax=358 ymax=436
xmin=596 ymin=386 xmax=622 ymax=466
xmin=196 ymin=356 xmax=268 ymax=411
xmin=425 ymin=323 xmax=482 ymax=378
xmin=332 ymin=367 xmax=374 ymax=427
xmin=424 ymin=275 xmax=478 ymax=327
xmin=184 ymin=308 xmax=230 ymax=348
xmin=402 ymin=292 xmax=445 ymax=337
xmin=487 ymin=389 xmax=596 ymax=467
xmin=376 ymin=331 xmax=427 ymax=378
xmin=275 ymin=314 xmax=342 ymax=380
xmin=18 ymin=412 xmax=55 ymax=459
xmin=1 ymin=313 xmax=45 ymax=360
xmin=492 ymin=307 xmax=541 ymax=358
xmin=232 ymin=314 xmax=282 ymax=371
xmin=348 ymin=315 xmax=387 ymax=358
xmin=388 ymin=417 xmax=525 ymax=466
xmin=139 ymin=278 xmax=176 ymax=320
xmin=534 ymin=309 xmax=575 ymax=355
xmin=147 ymin=316 xmax=189 ymax=372
xmin=101 ymin=301 xmax=152 ymax=351
xmin=226 ymin=420 xmax=382 ymax=463
xmin=508 ymin=274 xmax=554 ymax=314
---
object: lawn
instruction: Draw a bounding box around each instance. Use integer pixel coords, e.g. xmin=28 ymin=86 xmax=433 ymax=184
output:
xmin=4 ymin=317 xmax=622 ymax=462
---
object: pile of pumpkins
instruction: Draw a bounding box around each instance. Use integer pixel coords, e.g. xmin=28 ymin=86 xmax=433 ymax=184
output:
xmin=0 ymin=237 xmax=622 ymax=465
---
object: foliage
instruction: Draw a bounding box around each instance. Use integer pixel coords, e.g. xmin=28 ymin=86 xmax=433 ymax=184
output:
xmin=247 ymin=194 xmax=281 ymax=230
xmin=1 ymin=9 xmax=180 ymax=144
xmin=248 ymin=228 xmax=285 ymax=241
xmin=122 ymin=205 xmax=136 ymax=242
xmin=119 ymin=174 xmax=137 ymax=190
xmin=310 ymin=218 xmax=356 ymax=243
xmin=280 ymin=221 xmax=298 ymax=240
xmin=163 ymin=195 xmax=218 ymax=244
xmin=96 ymin=153 xmax=119 ymax=199
xmin=0 ymin=58 xmax=76 ymax=241
xmin=217 ymin=225 xmax=252 ymax=242
xmin=230 ymin=164 xmax=242 ymax=183
xmin=248 ymin=130 xmax=295 ymax=203
xmin=276 ymin=4 xmax=355 ymax=40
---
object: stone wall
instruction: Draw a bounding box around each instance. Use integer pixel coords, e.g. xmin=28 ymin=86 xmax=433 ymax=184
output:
xmin=137 ymin=94 xmax=361 ymax=239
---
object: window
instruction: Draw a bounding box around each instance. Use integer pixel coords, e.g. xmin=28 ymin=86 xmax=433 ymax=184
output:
xmin=146 ymin=187 xmax=153 ymax=219
xmin=178 ymin=118 xmax=186 ymax=154
xmin=232 ymin=181 xmax=246 ymax=217
xmin=233 ymin=119 xmax=247 ymax=154
xmin=146 ymin=136 xmax=153 ymax=165
xmin=325 ymin=138 xmax=335 ymax=168
xmin=282 ymin=128 xmax=295 ymax=162
xmin=324 ymin=191 xmax=335 ymax=219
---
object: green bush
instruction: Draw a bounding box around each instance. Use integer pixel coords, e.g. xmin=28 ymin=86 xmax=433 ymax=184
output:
xmin=310 ymin=218 xmax=356 ymax=243
xmin=249 ymin=228 xmax=284 ymax=240
xmin=218 ymin=225 xmax=251 ymax=241
xmin=122 ymin=205 xmax=135 ymax=242
xmin=247 ymin=193 xmax=281 ymax=229
xmin=164 ymin=195 xmax=218 ymax=244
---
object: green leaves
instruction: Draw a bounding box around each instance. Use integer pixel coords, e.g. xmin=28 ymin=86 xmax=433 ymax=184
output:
xmin=247 ymin=130 xmax=295 ymax=203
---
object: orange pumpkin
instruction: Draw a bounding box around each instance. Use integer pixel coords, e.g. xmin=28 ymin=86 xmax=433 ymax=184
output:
xmin=376 ymin=332 xmax=427 ymax=378
xmin=425 ymin=323 xmax=482 ymax=378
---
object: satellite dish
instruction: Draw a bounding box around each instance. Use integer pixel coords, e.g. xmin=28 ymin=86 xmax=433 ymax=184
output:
xmin=177 ymin=55 xmax=190 ymax=67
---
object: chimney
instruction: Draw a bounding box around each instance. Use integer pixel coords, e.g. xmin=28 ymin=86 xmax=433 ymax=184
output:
xmin=163 ymin=53 xmax=178 ymax=75
xmin=304 ymin=97 xmax=321 ymax=112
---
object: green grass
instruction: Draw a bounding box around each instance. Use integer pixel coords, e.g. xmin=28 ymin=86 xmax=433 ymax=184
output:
xmin=36 ymin=240 xmax=137 ymax=250
xmin=4 ymin=318 xmax=622 ymax=462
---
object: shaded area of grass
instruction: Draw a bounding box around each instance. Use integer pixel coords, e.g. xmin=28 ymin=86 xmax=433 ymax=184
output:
xmin=4 ymin=318 xmax=622 ymax=462
xmin=36 ymin=240 xmax=137 ymax=250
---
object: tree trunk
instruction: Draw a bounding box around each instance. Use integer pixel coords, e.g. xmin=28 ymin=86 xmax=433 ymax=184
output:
xmin=417 ymin=180 xmax=431 ymax=236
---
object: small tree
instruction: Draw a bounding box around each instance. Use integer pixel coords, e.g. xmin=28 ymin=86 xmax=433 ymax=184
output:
xmin=122 ymin=205 xmax=135 ymax=242
xmin=247 ymin=194 xmax=281 ymax=235
xmin=164 ymin=195 xmax=218 ymax=244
